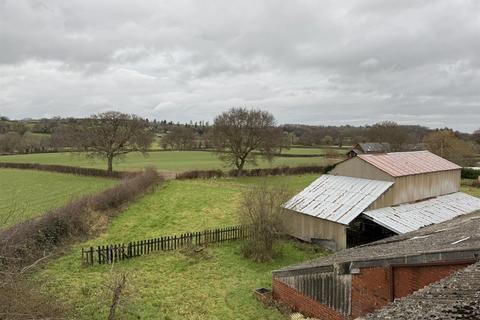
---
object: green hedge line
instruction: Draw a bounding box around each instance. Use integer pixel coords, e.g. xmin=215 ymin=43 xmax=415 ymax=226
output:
xmin=462 ymin=168 xmax=480 ymax=179
xmin=176 ymin=165 xmax=335 ymax=179
xmin=0 ymin=162 xmax=135 ymax=179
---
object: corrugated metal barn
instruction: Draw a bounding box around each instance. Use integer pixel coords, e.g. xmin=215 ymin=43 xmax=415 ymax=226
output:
xmin=283 ymin=150 xmax=480 ymax=249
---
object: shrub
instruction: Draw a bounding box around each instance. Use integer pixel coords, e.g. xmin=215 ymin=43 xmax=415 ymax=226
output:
xmin=0 ymin=276 xmax=68 ymax=319
xmin=462 ymin=168 xmax=480 ymax=180
xmin=176 ymin=169 xmax=224 ymax=179
xmin=238 ymin=183 xmax=291 ymax=262
xmin=0 ymin=161 xmax=136 ymax=179
xmin=176 ymin=165 xmax=330 ymax=180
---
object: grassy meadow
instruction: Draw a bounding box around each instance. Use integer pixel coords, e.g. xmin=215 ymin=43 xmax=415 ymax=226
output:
xmin=0 ymin=169 xmax=117 ymax=228
xmin=34 ymin=174 xmax=323 ymax=320
xmin=0 ymin=150 xmax=338 ymax=172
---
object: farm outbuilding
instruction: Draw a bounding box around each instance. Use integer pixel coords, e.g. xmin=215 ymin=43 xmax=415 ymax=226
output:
xmin=283 ymin=150 xmax=480 ymax=249
xmin=346 ymin=142 xmax=390 ymax=158
xmin=272 ymin=211 xmax=480 ymax=320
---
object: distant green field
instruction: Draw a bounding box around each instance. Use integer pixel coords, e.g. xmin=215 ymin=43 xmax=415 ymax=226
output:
xmin=279 ymin=147 xmax=325 ymax=155
xmin=35 ymin=174 xmax=323 ymax=320
xmin=0 ymin=169 xmax=117 ymax=228
xmin=0 ymin=151 xmax=337 ymax=172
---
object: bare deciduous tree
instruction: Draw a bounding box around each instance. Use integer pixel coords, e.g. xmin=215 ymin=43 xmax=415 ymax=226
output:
xmin=60 ymin=111 xmax=154 ymax=172
xmin=107 ymin=271 xmax=128 ymax=320
xmin=424 ymin=129 xmax=475 ymax=165
xmin=472 ymin=128 xmax=480 ymax=145
xmin=162 ymin=127 xmax=196 ymax=150
xmin=212 ymin=108 xmax=282 ymax=175
xmin=367 ymin=121 xmax=408 ymax=151
xmin=238 ymin=183 xmax=290 ymax=262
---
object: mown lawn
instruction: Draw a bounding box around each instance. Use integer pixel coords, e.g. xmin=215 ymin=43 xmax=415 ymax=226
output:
xmin=0 ymin=169 xmax=117 ymax=229
xmin=0 ymin=151 xmax=336 ymax=172
xmin=34 ymin=174 xmax=322 ymax=320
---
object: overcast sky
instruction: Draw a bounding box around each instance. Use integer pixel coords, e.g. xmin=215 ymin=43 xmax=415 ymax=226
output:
xmin=1 ymin=0 xmax=479 ymax=132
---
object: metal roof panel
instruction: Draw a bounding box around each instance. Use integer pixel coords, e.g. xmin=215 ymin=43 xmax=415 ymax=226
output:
xmin=283 ymin=175 xmax=394 ymax=225
xmin=363 ymin=192 xmax=480 ymax=234
xmin=358 ymin=151 xmax=461 ymax=177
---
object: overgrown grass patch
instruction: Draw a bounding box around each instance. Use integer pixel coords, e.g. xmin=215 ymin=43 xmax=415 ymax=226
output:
xmin=34 ymin=174 xmax=322 ymax=319
xmin=0 ymin=168 xmax=117 ymax=228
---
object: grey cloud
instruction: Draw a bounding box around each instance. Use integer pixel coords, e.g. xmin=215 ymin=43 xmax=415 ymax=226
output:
xmin=0 ymin=0 xmax=479 ymax=132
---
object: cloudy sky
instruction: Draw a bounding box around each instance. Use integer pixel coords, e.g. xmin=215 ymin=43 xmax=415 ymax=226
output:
xmin=1 ymin=0 xmax=479 ymax=132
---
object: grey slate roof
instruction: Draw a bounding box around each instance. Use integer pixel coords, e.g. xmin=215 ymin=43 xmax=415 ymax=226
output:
xmin=357 ymin=143 xmax=390 ymax=154
xmin=274 ymin=210 xmax=480 ymax=274
xmin=362 ymin=261 xmax=480 ymax=320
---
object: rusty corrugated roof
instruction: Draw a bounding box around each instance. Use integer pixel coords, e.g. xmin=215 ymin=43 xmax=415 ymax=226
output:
xmin=283 ymin=174 xmax=393 ymax=225
xmin=363 ymin=192 xmax=480 ymax=234
xmin=357 ymin=151 xmax=461 ymax=177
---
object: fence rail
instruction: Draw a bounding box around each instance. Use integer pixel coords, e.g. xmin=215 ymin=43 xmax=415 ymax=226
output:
xmin=81 ymin=225 xmax=249 ymax=265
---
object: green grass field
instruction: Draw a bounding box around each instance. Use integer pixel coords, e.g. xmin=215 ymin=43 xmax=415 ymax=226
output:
xmin=34 ymin=174 xmax=323 ymax=320
xmin=0 ymin=169 xmax=117 ymax=229
xmin=461 ymin=179 xmax=480 ymax=198
xmin=0 ymin=151 xmax=337 ymax=172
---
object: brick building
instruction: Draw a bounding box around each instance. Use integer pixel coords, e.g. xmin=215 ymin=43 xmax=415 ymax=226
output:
xmin=363 ymin=261 xmax=480 ymax=319
xmin=272 ymin=210 xmax=480 ymax=320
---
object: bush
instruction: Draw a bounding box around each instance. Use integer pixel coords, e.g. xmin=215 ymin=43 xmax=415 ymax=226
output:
xmin=0 ymin=276 xmax=68 ymax=319
xmin=462 ymin=168 xmax=480 ymax=179
xmin=238 ymin=183 xmax=291 ymax=262
xmin=176 ymin=169 xmax=224 ymax=179
xmin=177 ymin=165 xmax=330 ymax=180
xmin=0 ymin=162 xmax=136 ymax=179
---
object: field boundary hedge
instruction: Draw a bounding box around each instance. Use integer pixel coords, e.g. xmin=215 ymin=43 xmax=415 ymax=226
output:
xmin=0 ymin=162 xmax=136 ymax=179
xmin=176 ymin=165 xmax=335 ymax=179
xmin=462 ymin=168 xmax=480 ymax=179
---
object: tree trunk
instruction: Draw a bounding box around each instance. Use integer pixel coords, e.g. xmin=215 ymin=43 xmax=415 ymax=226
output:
xmin=236 ymin=158 xmax=246 ymax=177
xmin=107 ymin=155 xmax=113 ymax=173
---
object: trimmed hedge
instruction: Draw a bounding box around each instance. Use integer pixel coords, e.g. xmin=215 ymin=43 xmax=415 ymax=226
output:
xmin=462 ymin=168 xmax=480 ymax=180
xmin=176 ymin=164 xmax=335 ymax=180
xmin=0 ymin=162 xmax=135 ymax=179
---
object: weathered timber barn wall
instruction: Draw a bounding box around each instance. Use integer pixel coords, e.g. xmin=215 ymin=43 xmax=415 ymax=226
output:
xmin=331 ymin=157 xmax=461 ymax=206
xmin=283 ymin=210 xmax=347 ymax=249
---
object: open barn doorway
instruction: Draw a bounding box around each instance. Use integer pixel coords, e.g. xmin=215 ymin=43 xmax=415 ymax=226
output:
xmin=346 ymin=215 xmax=396 ymax=247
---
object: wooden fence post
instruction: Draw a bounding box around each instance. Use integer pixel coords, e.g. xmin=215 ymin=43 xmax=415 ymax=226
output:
xmin=82 ymin=225 xmax=247 ymax=266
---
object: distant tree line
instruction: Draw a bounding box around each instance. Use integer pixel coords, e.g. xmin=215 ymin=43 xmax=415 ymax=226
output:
xmin=1 ymin=113 xmax=479 ymax=167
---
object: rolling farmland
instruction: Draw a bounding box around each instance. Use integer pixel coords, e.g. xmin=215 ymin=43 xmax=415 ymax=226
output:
xmin=0 ymin=169 xmax=117 ymax=228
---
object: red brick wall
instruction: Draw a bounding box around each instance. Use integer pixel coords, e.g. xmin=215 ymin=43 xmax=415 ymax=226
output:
xmin=392 ymin=262 xmax=471 ymax=299
xmin=273 ymin=261 xmax=473 ymax=319
xmin=272 ymin=279 xmax=347 ymax=320
xmin=351 ymin=262 xmax=473 ymax=318
xmin=351 ymin=267 xmax=391 ymax=318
